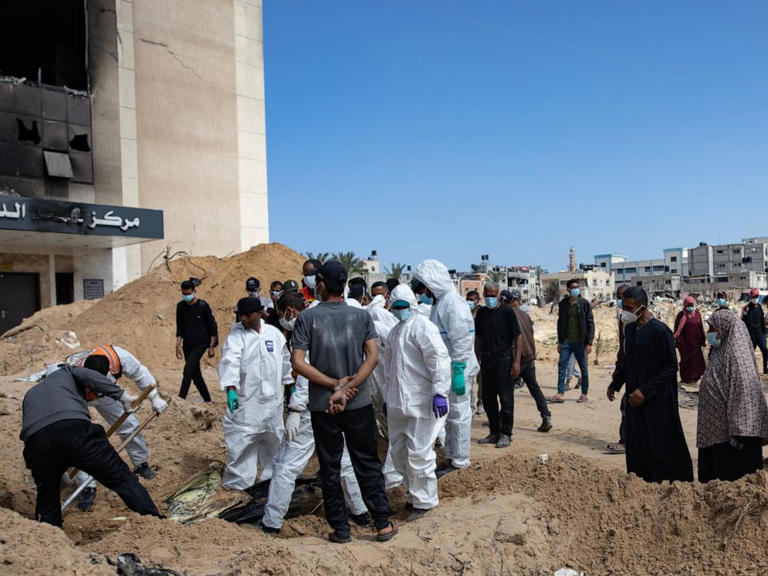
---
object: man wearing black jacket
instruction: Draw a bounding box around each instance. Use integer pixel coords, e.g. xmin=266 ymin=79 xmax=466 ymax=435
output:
xmin=21 ymin=365 xmax=160 ymax=527
xmin=175 ymin=280 xmax=218 ymax=402
xmin=742 ymin=288 xmax=768 ymax=374
xmin=550 ymin=278 xmax=594 ymax=403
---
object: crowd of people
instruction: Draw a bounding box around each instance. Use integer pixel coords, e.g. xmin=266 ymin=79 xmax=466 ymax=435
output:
xmin=18 ymin=257 xmax=768 ymax=544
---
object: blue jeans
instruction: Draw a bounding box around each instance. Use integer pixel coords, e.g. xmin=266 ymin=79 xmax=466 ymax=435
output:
xmin=557 ymin=342 xmax=589 ymax=395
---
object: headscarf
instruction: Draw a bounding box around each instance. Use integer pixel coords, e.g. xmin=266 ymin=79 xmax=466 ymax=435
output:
xmin=674 ymin=296 xmax=700 ymax=340
xmin=697 ymin=309 xmax=768 ymax=448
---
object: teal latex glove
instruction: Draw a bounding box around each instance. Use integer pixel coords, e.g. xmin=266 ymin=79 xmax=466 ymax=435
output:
xmin=227 ymin=388 xmax=240 ymax=411
xmin=451 ymin=361 xmax=467 ymax=396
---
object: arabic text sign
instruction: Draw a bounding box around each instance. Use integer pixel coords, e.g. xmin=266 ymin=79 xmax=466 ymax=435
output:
xmin=0 ymin=194 xmax=163 ymax=239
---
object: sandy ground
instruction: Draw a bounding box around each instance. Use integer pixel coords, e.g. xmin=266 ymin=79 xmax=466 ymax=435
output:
xmin=4 ymin=358 xmax=768 ymax=575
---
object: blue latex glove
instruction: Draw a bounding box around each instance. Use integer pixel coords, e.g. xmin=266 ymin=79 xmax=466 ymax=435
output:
xmin=227 ymin=388 xmax=240 ymax=411
xmin=451 ymin=361 xmax=467 ymax=396
xmin=433 ymin=394 xmax=448 ymax=418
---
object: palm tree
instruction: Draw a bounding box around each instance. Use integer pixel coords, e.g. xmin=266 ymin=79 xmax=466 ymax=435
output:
xmin=384 ymin=262 xmax=407 ymax=279
xmin=332 ymin=251 xmax=367 ymax=275
xmin=305 ymin=251 xmax=330 ymax=264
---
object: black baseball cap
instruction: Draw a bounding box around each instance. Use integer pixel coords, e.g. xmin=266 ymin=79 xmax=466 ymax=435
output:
xmin=245 ymin=277 xmax=260 ymax=291
xmin=500 ymin=290 xmax=514 ymax=302
xmin=317 ymin=261 xmax=348 ymax=290
xmin=283 ymin=279 xmax=299 ymax=292
xmin=236 ymin=297 xmax=263 ymax=315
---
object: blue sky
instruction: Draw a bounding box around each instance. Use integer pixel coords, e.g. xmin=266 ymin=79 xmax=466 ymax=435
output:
xmin=263 ymin=1 xmax=768 ymax=273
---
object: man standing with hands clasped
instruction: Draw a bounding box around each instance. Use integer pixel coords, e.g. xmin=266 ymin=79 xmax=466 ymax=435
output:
xmin=291 ymin=261 xmax=396 ymax=544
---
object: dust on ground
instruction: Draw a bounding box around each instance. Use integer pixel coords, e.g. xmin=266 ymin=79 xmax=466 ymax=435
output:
xmin=3 ymin=247 xmax=768 ymax=575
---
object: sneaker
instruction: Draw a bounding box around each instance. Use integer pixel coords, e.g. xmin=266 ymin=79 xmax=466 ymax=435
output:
xmin=260 ymin=521 xmax=281 ymax=535
xmin=495 ymin=434 xmax=511 ymax=449
xmin=538 ymin=416 xmax=553 ymax=433
xmin=606 ymin=442 xmax=626 ymax=454
xmin=435 ymin=464 xmax=459 ymax=479
xmin=477 ymin=434 xmax=499 ymax=445
xmin=77 ymin=487 xmax=97 ymax=512
xmin=475 ymin=402 xmax=485 ymax=415
xmin=350 ymin=511 xmax=371 ymax=527
xmin=406 ymin=508 xmax=430 ymax=522
xmin=134 ymin=462 xmax=157 ymax=480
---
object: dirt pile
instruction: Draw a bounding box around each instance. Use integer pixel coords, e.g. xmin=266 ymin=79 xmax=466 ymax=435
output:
xmin=0 ymin=506 xmax=113 ymax=575
xmin=0 ymin=243 xmax=304 ymax=376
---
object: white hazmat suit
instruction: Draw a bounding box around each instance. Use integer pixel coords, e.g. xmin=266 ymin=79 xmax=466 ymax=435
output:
xmin=413 ymin=260 xmax=479 ymax=469
xmin=262 ymin=358 xmax=367 ymax=530
xmin=365 ymin=293 xmax=402 ymax=489
xmin=218 ymin=322 xmax=292 ymax=490
xmin=384 ymin=285 xmax=451 ymax=509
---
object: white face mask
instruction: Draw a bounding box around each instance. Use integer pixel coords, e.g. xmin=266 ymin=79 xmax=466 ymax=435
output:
xmin=752 ymin=298 xmax=759 ymax=305
xmin=621 ymin=306 xmax=644 ymax=325
xmin=280 ymin=317 xmax=296 ymax=331
xmin=304 ymin=275 xmax=317 ymax=289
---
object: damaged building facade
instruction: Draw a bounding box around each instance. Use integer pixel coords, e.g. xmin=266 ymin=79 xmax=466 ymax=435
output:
xmin=0 ymin=0 xmax=268 ymax=334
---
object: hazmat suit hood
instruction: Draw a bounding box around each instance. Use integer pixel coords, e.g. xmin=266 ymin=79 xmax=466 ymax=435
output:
xmin=414 ymin=260 xmax=456 ymax=300
xmin=390 ymin=284 xmax=418 ymax=310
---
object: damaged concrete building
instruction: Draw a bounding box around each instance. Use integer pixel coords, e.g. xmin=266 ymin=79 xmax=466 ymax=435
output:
xmin=0 ymin=0 xmax=268 ymax=333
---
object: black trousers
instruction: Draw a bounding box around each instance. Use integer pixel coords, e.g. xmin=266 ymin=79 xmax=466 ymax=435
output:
xmin=519 ymin=360 xmax=550 ymax=418
xmin=698 ymin=437 xmax=763 ymax=483
xmin=481 ymin=354 xmax=515 ymax=437
xmin=311 ymin=405 xmax=392 ymax=537
xmin=23 ymin=419 xmax=160 ymax=527
xmin=179 ymin=344 xmax=211 ymax=401
xmin=749 ymin=331 xmax=768 ymax=371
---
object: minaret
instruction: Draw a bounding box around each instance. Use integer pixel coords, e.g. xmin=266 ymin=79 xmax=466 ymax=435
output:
xmin=568 ymin=247 xmax=577 ymax=273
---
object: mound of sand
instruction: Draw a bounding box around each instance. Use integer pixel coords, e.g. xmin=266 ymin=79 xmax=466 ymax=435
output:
xmin=0 ymin=243 xmax=304 ymax=376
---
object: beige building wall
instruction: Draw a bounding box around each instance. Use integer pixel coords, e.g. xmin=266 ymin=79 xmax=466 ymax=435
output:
xmin=132 ymin=0 xmax=244 ymax=266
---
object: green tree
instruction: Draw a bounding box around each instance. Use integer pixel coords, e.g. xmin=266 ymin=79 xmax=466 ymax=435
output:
xmin=305 ymin=251 xmax=330 ymax=264
xmin=384 ymin=262 xmax=407 ymax=279
xmin=488 ymin=270 xmax=505 ymax=283
xmin=332 ymin=251 xmax=367 ymax=275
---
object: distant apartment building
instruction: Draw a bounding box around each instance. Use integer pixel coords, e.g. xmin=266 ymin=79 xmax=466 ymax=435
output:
xmin=540 ymin=268 xmax=614 ymax=302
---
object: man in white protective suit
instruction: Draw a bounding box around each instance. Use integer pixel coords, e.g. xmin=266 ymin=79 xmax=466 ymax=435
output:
xmin=412 ymin=260 xmax=479 ymax=476
xmin=384 ymin=285 xmax=451 ymax=519
xmin=260 ymin=292 xmax=369 ymax=534
xmin=365 ymin=281 xmax=403 ymax=489
xmin=218 ymin=297 xmax=293 ymax=490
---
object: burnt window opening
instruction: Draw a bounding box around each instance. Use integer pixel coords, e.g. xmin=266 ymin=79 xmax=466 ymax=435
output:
xmin=17 ymin=117 xmax=41 ymax=144
xmin=0 ymin=0 xmax=88 ymax=91
xmin=69 ymin=132 xmax=90 ymax=152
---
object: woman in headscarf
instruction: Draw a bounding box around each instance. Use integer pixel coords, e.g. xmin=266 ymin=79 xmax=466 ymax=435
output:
xmin=698 ymin=309 xmax=768 ymax=482
xmin=673 ymin=296 xmax=706 ymax=384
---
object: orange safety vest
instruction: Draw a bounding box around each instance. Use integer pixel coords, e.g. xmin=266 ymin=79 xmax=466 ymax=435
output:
xmin=79 ymin=345 xmax=123 ymax=400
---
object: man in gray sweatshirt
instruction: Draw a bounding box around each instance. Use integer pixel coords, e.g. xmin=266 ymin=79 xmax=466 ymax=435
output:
xmin=21 ymin=365 xmax=160 ymax=527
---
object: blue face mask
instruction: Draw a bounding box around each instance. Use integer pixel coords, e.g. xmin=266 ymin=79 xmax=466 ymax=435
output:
xmin=466 ymin=300 xmax=475 ymax=310
xmin=393 ymin=308 xmax=412 ymax=322
xmin=717 ymin=298 xmax=727 ymax=307
xmin=685 ymin=306 xmax=694 ymax=313
xmin=707 ymin=332 xmax=721 ymax=348
xmin=616 ymin=299 xmax=622 ymax=310
xmin=570 ymin=288 xmax=580 ymax=298
xmin=485 ymin=296 xmax=499 ymax=309
xmin=182 ymin=293 xmax=195 ymax=303
xmin=419 ymin=294 xmax=433 ymax=306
